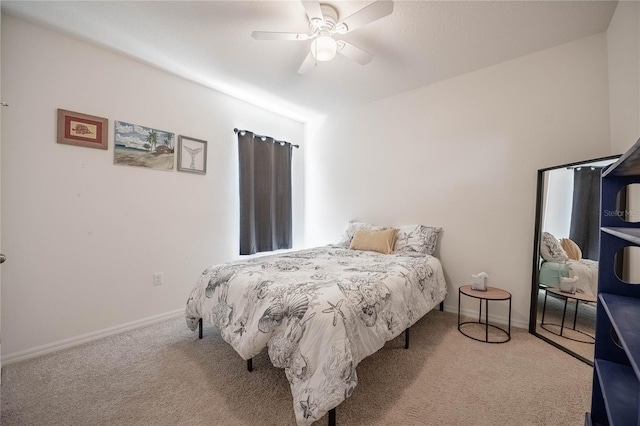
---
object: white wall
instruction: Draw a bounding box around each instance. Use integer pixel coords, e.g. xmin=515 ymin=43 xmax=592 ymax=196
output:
xmin=607 ymin=0 xmax=640 ymax=154
xmin=305 ymin=34 xmax=612 ymax=328
xmin=0 ymin=15 xmax=305 ymax=359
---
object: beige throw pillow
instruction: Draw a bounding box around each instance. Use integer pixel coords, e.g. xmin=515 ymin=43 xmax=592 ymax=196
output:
xmin=350 ymin=228 xmax=399 ymax=254
xmin=337 ymin=221 xmax=388 ymax=247
xmin=560 ymin=238 xmax=582 ymax=261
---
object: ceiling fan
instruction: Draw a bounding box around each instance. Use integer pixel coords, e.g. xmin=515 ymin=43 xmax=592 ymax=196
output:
xmin=251 ymin=0 xmax=394 ymax=74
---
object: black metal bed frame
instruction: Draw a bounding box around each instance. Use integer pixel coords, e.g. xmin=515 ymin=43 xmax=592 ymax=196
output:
xmin=198 ymin=301 xmax=444 ymax=425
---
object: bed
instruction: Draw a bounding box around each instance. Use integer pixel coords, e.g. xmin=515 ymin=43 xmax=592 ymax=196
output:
xmin=539 ymin=259 xmax=598 ymax=296
xmin=185 ymin=233 xmax=447 ymax=425
xmin=539 ymin=232 xmax=598 ymax=296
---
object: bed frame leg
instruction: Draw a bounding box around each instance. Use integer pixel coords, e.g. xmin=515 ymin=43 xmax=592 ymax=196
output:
xmin=439 ymin=301 xmax=444 ymax=312
xmin=405 ymin=327 xmax=410 ymax=349
xmin=328 ymin=408 xmax=336 ymax=426
xmin=198 ymin=318 xmax=203 ymax=339
xmin=247 ymin=358 xmax=253 ymax=372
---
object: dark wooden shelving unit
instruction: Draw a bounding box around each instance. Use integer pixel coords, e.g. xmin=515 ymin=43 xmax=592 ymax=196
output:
xmin=587 ymin=138 xmax=640 ymax=426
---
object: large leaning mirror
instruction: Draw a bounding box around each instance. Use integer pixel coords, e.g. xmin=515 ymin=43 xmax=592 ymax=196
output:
xmin=529 ymin=155 xmax=620 ymax=365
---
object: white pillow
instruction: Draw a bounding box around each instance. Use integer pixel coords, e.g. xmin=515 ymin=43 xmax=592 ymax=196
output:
xmin=540 ymin=232 xmax=569 ymax=262
xmin=394 ymin=224 xmax=442 ymax=256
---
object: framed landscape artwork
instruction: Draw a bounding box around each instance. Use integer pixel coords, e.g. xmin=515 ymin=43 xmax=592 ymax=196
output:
xmin=57 ymin=109 xmax=108 ymax=150
xmin=177 ymin=135 xmax=207 ymax=174
xmin=114 ymin=121 xmax=175 ymax=171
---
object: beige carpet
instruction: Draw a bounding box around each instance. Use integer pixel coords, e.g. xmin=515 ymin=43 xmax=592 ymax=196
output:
xmin=1 ymin=310 xmax=592 ymax=426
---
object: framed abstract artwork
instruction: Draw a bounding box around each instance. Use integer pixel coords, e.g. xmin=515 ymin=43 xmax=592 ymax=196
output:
xmin=113 ymin=121 xmax=175 ymax=171
xmin=57 ymin=109 xmax=108 ymax=150
xmin=177 ymin=135 xmax=207 ymax=174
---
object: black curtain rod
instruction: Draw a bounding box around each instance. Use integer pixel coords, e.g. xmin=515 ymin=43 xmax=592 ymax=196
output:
xmin=234 ymin=128 xmax=299 ymax=149
xmin=566 ymin=165 xmax=601 ymax=170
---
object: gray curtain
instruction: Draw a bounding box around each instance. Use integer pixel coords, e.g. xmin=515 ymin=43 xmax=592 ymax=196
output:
xmin=569 ymin=167 xmax=602 ymax=260
xmin=238 ymin=131 xmax=292 ymax=255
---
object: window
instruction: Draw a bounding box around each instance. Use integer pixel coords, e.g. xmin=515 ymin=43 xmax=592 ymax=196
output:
xmin=237 ymin=130 xmax=294 ymax=255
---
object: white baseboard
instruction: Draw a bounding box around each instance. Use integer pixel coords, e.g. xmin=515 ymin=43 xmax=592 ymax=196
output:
xmin=1 ymin=308 xmax=184 ymax=365
xmin=0 ymin=305 xmax=527 ymax=366
xmin=442 ymin=304 xmax=528 ymax=330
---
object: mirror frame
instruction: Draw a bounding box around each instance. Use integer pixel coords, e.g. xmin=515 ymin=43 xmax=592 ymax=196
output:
xmin=529 ymin=155 xmax=620 ymax=366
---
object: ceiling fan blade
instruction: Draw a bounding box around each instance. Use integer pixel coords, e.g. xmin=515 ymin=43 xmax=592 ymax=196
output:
xmin=251 ymin=31 xmax=309 ymax=41
xmin=301 ymin=0 xmax=324 ymax=22
xmin=336 ymin=1 xmax=394 ymax=33
xmin=297 ymin=52 xmax=316 ymax=75
xmin=337 ymin=41 xmax=373 ymax=65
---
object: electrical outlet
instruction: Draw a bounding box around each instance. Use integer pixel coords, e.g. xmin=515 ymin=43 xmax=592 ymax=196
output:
xmin=153 ymin=272 xmax=163 ymax=286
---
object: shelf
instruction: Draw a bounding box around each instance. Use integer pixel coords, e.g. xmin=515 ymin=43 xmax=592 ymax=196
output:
xmin=600 ymin=293 xmax=640 ymax=377
xmin=602 ymin=137 xmax=640 ymax=177
xmin=593 ymin=139 xmax=640 ymax=426
xmin=601 ymin=227 xmax=640 ymax=245
xmin=594 ymin=359 xmax=639 ymax=426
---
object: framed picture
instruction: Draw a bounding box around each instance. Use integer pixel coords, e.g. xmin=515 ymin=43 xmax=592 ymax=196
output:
xmin=114 ymin=121 xmax=175 ymax=171
xmin=57 ymin=109 xmax=108 ymax=150
xmin=177 ymin=135 xmax=207 ymax=174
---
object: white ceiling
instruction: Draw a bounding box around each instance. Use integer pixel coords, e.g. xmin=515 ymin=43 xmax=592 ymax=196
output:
xmin=2 ymin=0 xmax=618 ymax=122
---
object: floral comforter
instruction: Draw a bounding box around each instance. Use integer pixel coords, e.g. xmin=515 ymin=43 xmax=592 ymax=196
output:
xmin=185 ymin=246 xmax=447 ymax=425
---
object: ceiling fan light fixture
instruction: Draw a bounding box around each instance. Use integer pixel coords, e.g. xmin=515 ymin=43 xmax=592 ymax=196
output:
xmin=252 ymin=0 xmax=395 ymax=73
xmin=335 ymin=23 xmax=348 ymax=34
xmin=311 ymin=33 xmax=337 ymax=61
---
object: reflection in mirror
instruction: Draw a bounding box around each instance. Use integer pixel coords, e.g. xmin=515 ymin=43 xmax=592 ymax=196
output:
xmin=530 ymin=156 xmax=619 ymax=365
xmin=616 ymin=183 xmax=640 ymax=223
xmin=615 ymin=246 xmax=640 ymax=284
